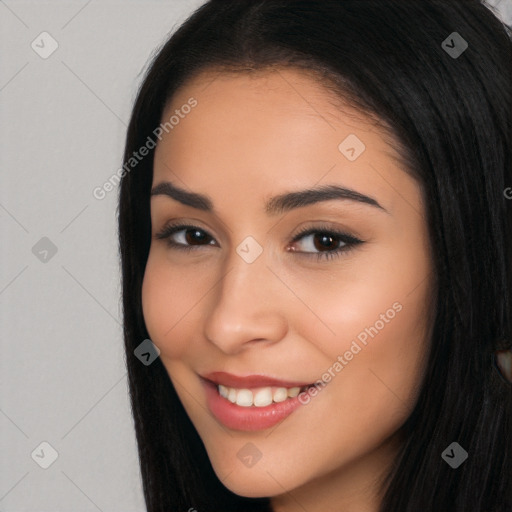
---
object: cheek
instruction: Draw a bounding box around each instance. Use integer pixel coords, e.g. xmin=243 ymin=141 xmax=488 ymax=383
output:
xmin=281 ymin=280 xmax=430 ymax=474
xmin=290 ymin=248 xmax=429 ymax=354
xmin=141 ymin=251 xmax=201 ymax=359
xmin=289 ymin=244 xmax=431 ymax=412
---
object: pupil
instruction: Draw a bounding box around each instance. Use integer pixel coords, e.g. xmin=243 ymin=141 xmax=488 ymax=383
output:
xmin=315 ymin=233 xmax=336 ymax=251
xmin=186 ymin=229 xmax=208 ymax=244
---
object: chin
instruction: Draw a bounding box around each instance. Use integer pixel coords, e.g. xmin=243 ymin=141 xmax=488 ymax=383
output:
xmin=209 ymin=459 xmax=293 ymax=498
xmin=221 ymin=477 xmax=283 ymax=498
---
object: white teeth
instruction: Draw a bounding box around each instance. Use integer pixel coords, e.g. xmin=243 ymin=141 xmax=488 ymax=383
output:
xmin=227 ymin=388 xmax=237 ymax=404
xmin=236 ymin=389 xmax=253 ymax=407
xmin=253 ymin=387 xmax=273 ymax=407
xmin=217 ymin=384 xmax=307 ymax=406
xmin=218 ymin=384 xmax=229 ymax=399
xmin=272 ymin=387 xmax=288 ymax=403
xmin=287 ymin=387 xmax=300 ymax=398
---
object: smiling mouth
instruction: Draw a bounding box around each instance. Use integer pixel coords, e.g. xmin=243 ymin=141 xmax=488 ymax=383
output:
xmin=201 ymin=374 xmax=319 ymax=431
xmin=216 ymin=383 xmax=311 ymax=407
xmin=201 ymin=371 xmax=314 ymax=407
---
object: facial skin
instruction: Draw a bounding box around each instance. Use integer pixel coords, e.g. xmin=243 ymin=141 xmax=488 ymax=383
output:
xmin=142 ymin=68 xmax=434 ymax=512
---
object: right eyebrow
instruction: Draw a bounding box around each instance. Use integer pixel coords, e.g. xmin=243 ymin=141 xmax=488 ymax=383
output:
xmin=150 ymin=181 xmax=213 ymax=211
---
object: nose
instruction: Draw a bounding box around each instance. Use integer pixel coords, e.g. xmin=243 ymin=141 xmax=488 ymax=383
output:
xmin=203 ymin=244 xmax=289 ymax=355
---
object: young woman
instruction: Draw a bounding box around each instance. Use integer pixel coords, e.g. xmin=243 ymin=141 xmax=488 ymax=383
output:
xmin=117 ymin=1 xmax=512 ymax=510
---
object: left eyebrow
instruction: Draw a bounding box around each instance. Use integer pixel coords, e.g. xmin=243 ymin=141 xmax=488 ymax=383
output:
xmin=264 ymin=183 xmax=389 ymax=215
xmin=150 ymin=180 xmax=389 ymax=215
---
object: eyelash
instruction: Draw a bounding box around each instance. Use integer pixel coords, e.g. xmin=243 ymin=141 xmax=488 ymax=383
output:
xmin=154 ymin=222 xmax=364 ymax=262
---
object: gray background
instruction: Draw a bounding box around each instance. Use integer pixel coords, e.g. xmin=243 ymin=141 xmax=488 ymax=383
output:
xmin=1 ymin=1 xmax=510 ymax=510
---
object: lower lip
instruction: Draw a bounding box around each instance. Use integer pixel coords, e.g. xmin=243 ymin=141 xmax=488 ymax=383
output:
xmin=202 ymin=379 xmax=308 ymax=431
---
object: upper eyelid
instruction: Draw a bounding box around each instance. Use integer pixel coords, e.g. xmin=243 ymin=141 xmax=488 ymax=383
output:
xmin=291 ymin=225 xmax=362 ymax=241
xmin=156 ymin=222 xmax=349 ymax=236
xmin=155 ymin=222 xmax=210 ymax=236
xmin=155 ymin=222 xmax=363 ymax=246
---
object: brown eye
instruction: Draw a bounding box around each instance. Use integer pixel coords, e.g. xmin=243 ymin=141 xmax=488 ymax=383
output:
xmin=289 ymin=226 xmax=364 ymax=262
xmin=155 ymin=224 xmax=216 ymax=250
xmin=311 ymin=233 xmax=344 ymax=252
xmin=183 ymin=228 xmax=212 ymax=245
xmin=291 ymin=231 xmax=347 ymax=258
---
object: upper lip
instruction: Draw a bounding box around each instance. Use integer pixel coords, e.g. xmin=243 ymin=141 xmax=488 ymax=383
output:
xmin=202 ymin=371 xmax=312 ymax=389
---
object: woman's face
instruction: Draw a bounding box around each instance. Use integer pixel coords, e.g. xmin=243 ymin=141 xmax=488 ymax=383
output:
xmin=142 ymin=68 xmax=434 ymax=509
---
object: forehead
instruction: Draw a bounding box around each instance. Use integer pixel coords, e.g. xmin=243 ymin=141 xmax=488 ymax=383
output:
xmin=162 ymin=68 xmax=379 ymax=139
xmin=156 ymin=68 xmax=396 ymax=154
xmin=151 ymin=68 xmax=415 ymax=218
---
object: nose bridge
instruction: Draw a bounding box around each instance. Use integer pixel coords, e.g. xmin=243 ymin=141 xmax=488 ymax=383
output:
xmin=203 ymin=241 xmax=288 ymax=353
